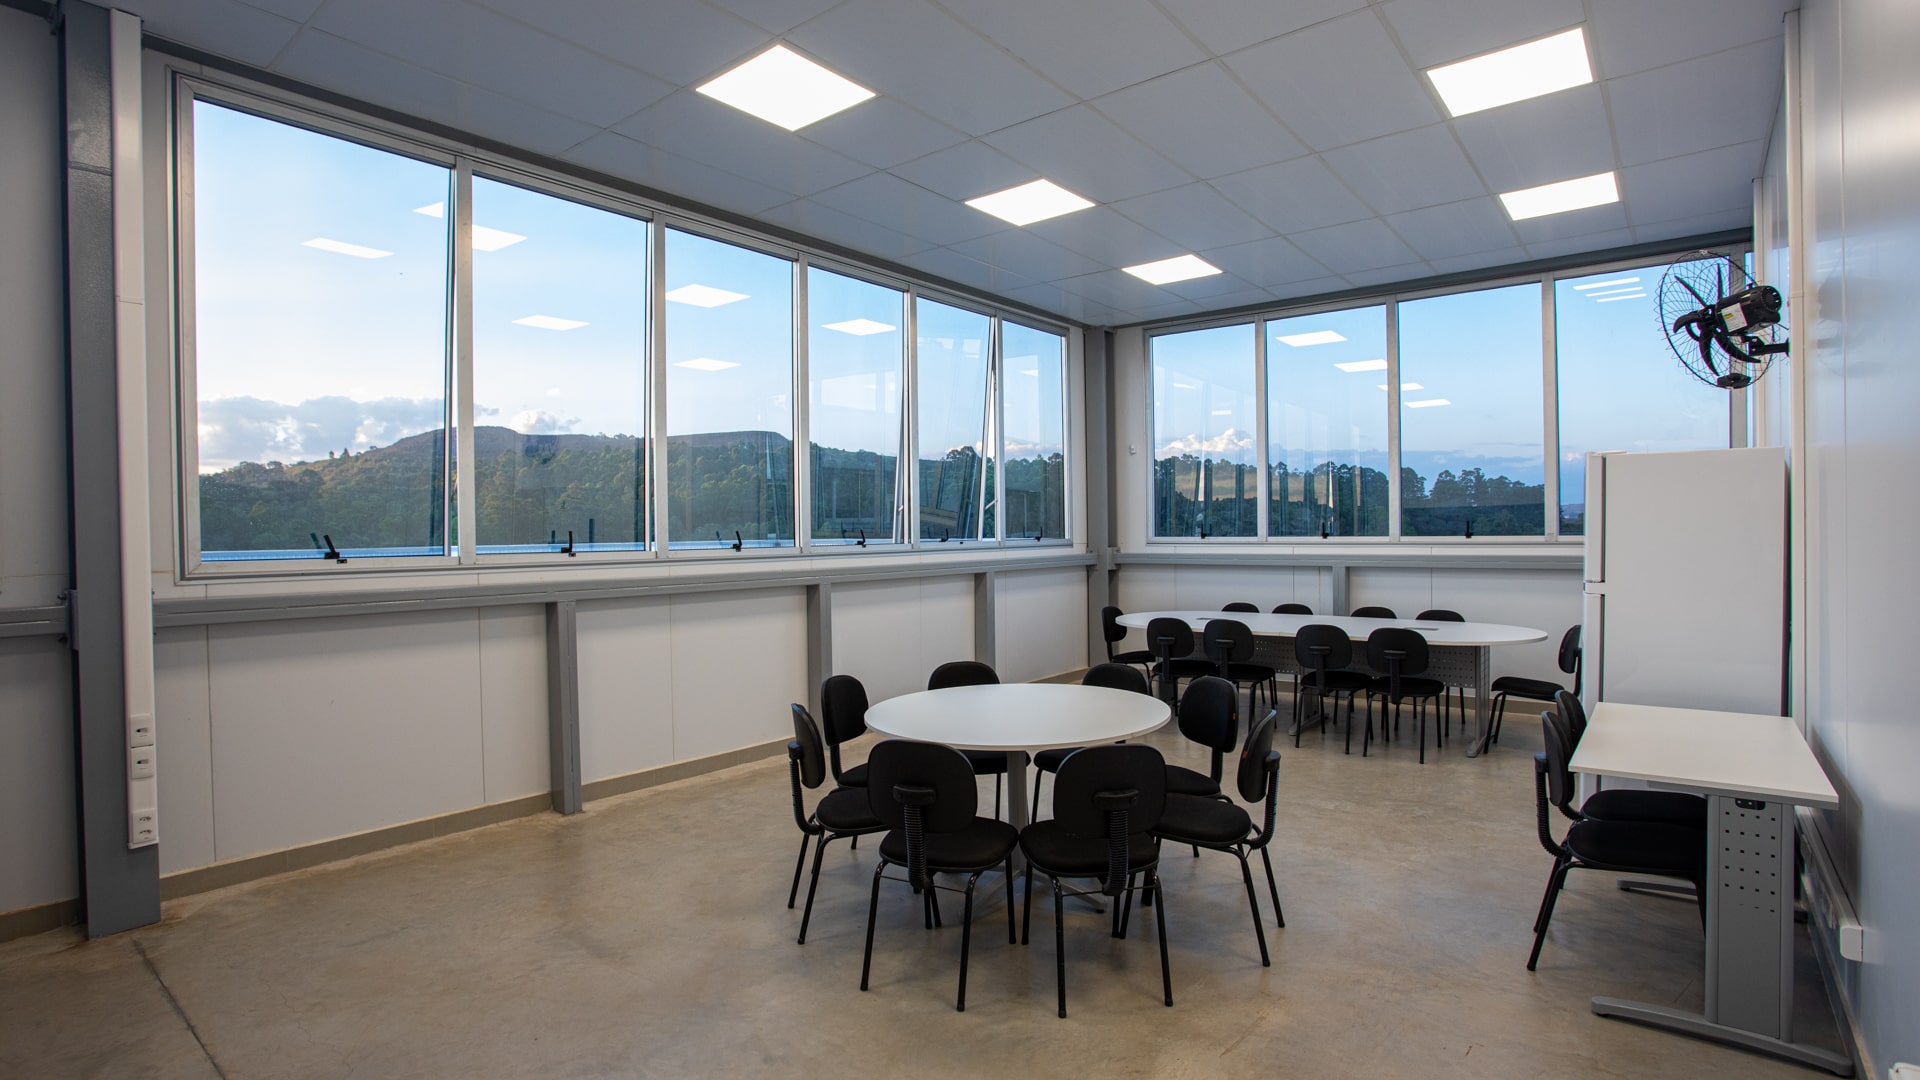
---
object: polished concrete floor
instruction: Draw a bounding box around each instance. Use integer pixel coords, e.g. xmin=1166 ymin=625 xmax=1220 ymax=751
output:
xmin=1 ymin=694 xmax=1847 ymax=1079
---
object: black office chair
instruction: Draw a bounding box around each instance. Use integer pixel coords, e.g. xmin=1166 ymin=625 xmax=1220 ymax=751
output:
xmin=1527 ymin=711 xmax=1706 ymax=971
xmin=1145 ymin=617 xmax=1212 ymax=705
xmin=1272 ymin=603 xmax=1312 ymax=615
xmin=1221 ymin=601 xmax=1261 ymax=613
xmin=1152 ymin=712 xmax=1284 ymax=966
xmin=1350 ymin=605 xmax=1397 ymax=619
xmin=1293 ymin=624 xmax=1370 ymax=751
xmin=1100 ymin=606 xmax=1157 ymax=679
xmin=859 ymin=739 xmax=1020 ymax=1011
xmin=1414 ymin=608 xmax=1467 ymax=731
xmin=1489 ymin=625 xmax=1582 ymax=744
xmin=1364 ymin=628 xmax=1447 ymax=762
xmin=1551 ymin=692 xmax=1707 ymax=830
xmin=1031 ymin=663 xmax=1152 ymax=820
xmin=1165 ymin=675 xmax=1239 ymax=800
xmin=1019 ymin=743 xmax=1174 ymax=1017
xmin=787 ymin=704 xmax=885 ymax=945
xmin=819 ymin=673 xmax=872 ymax=789
xmin=1202 ymin=618 xmax=1278 ymax=723
xmin=927 ymin=661 xmax=1024 ymax=819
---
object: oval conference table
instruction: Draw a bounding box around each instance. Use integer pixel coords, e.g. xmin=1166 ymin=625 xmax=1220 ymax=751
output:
xmin=865 ymin=683 xmax=1172 ymax=869
xmin=1115 ymin=610 xmax=1547 ymax=758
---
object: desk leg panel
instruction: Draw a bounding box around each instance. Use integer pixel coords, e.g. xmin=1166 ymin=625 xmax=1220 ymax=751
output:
xmin=1005 ymin=751 xmax=1029 ymax=874
xmin=1589 ymin=999 xmax=1852 ymax=1076
xmin=1705 ymin=794 xmax=1794 ymax=1037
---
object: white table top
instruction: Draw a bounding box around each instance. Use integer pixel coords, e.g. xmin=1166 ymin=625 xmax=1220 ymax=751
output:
xmin=863 ymin=684 xmax=1172 ymax=752
xmin=1115 ymin=610 xmax=1548 ymax=648
xmin=1571 ymin=701 xmax=1839 ymax=808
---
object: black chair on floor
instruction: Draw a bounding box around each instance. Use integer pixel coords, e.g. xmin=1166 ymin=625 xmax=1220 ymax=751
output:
xmin=1293 ymin=624 xmax=1370 ymax=751
xmin=1031 ymin=663 xmax=1153 ymax=819
xmin=927 ymin=661 xmax=1023 ymax=819
xmin=1019 ymin=743 xmax=1174 ymax=1017
xmin=819 ymin=674 xmax=872 ymax=789
xmin=1414 ymin=608 xmax=1468 ymax=732
xmin=1153 ymin=712 xmax=1284 ymax=966
xmin=1364 ymin=628 xmax=1447 ymax=762
xmin=1202 ymin=617 xmax=1279 ymax=723
xmin=1164 ymin=675 xmax=1239 ymax=800
xmin=859 ymin=739 xmax=1020 ymax=1011
xmin=1272 ymin=603 xmax=1312 ymax=615
xmin=1100 ymin=606 xmax=1158 ymax=680
xmin=1527 ymin=710 xmax=1706 ymax=971
xmin=1350 ymin=605 xmax=1397 ymax=619
xmin=1145 ymin=617 xmax=1212 ymax=705
xmin=1551 ymin=691 xmax=1707 ymax=830
xmin=1222 ymin=601 xmax=1261 ymax=613
xmin=787 ymin=704 xmax=886 ymax=945
xmin=1489 ymin=625 xmax=1582 ymax=744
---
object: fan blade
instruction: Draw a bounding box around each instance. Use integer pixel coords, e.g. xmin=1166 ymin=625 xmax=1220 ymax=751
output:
xmin=1716 ymin=262 xmax=1726 ymax=303
xmin=1676 ymin=275 xmax=1714 ymax=313
xmin=1697 ymin=328 xmax=1721 ymax=376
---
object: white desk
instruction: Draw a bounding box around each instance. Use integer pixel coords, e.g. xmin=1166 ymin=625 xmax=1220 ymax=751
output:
xmin=1116 ymin=611 xmax=1546 ymax=757
xmin=864 ymin=683 xmax=1172 ymax=867
xmin=1571 ymin=702 xmax=1846 ymax=1075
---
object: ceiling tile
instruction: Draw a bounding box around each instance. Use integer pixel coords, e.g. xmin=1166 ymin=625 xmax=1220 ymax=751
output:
xmin=1377 ymin=0 xmax=1583 ymax=69
xmin=937 ymin=0 xmax=1206 ymax=100
xmin=703 ymin=0 xmax=843 ymax=35
xmin=121 ymin=0 xmax=302 ymax=68
xmin=753 ymin=199 xmax=938 ymax=261
xmin=946 ymin=231 xmax=1105 ymax=282
xmin=1094 ymin=63 xmax=1309 ymax=181
xmin=1156 ymin=0 xmax=1369 ymax=56
xmin=560 ymin=132 xmax=793 ymax=215
xmin=1211 ymin=157 xmax=1372 ymax=234
xmin=1523 ymin=226 xmax=1635 ymax=260
xmin=1130 ymin=298 xmax=1207 ymax=321
xmin=809 ymin=173 xmax=1009 ymax=247
xmin=1268 ymin=275 xmax=1355 ymax=302
xmin=890 ymin=141 xmax=1042 ymax=202
xmin=1198 ymin=238 xmax=1331 ymax=288
xmin=1024 ymin=207 xmax=1183 ymax=267
xmin=468 ymin=0 xmax=769 ymax=87
xmin=234 ymin=0 xmax=325 ymax=18
xmin=799 ymin=98 xmax=969 ymax=171
xmin=1173 ymin=287 xmax=1276 ymax=313
xmin=897 ymin=247 xmax=1038 ymax=294
xmin=1449 ymin=83 xmax=1616 ymax=193
xmin=1341 ymin=263 xmax=1434 ymax=288
xmin=1606 ymin=40 xmax=1784 ymax=167
xmin=982 ymin=105 xmax=1194 ymax=204
xmin=789 ymin=0 xmax=1074 ymax=136
xmin=1620 ymin=140 xmax=1765 ymax=225
xmin=1508 ymin=202 xmax=1630 ymax=245
xmin=613 ymin=91 xmax=873 ymax=197
xmin=1288 ymin=219 xmax=1421 ymax=274
xmin=1164 ymin=272 xmax=1262 ymax=302
xmin=1588 ymin=0 xmax=1792 ymax=78
xmin=1631 ymin=208 xmax=1752 ymax=246
xmin=1053 ymin=268 xmax=1177 ymax=311
xmin=275 ymin=31 xmax=600 ymax=156
xmin=1111 ymin=184 xmax=1274 ymax=253
xmin=1383 ymin=197 xmax=1518 ymax=260
xmin=1320 ymin=124 xmax=1486 ymax=214
xmin=1005 ymin=283 xmax=1127 ymax=325
xmin=1427 ymin=246 xmax=1529 ymax=275
xmin=1226 ymin=10 xmax=1443 ymax=151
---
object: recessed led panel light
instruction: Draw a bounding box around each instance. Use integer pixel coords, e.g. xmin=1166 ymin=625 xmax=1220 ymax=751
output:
xmin=1426 ymin=28 xmax=1593 ymax=118
xmin=1585 ymin=287 xmax=1643 ymax=299
xmin=822 ymin=318 xmax=897 ymax=336
xmin=1499 ymin=171 xmax=1618 ymax=220
xmin=1333 ymin=358 xmax=1389 ymax=373
xmin=1211 ymin=408 xmax=1233 ymax=416
xmin=1595 ymin=292 xmax=1647 ymax=303
xmin=695 ymin=44 xmax=875 ymax=131
xmin=964 ymin=179 xmax=1094 ymax=226
xmin=513 ymin=315 xmax=588 ymax=331
xmin=415 ymin=202 xmax=446 ymax=218
xmin=1405 ymin=398 xmax=1453 ymax=408
xmin=472 ymin=225 xmax=527 ymax=252
xmin=1122 ymin=254 xmax=1222 ymax=285
xmin=1573 ymin=276 xmax=1639 ymax=291
xmin=1376 ymin=383 xmax=1425 ymax=391
xmin=302 ymin=237 xmax=392 ymax=259
xmin=675 ymin=357 xmax=741 ymax=372
xmin=1275 ymin=330 xmax=1348 ymax=347
xmin=666 ymin=284 xmax=751 ymax=307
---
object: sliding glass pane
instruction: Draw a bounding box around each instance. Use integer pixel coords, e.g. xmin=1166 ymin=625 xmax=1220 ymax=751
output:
xmin=1554 ymin=260 xmax=1728 ymax=534
xmin=1398 ymin=283 xmax=1546 ymax=536
xmin=1000 ymin=321 xmax=1067 ymax=540
xmin=807 ymin=268 xmax=903 ymax=545
xmin=663 ymin=229 xmax=795 ymax=549
xmin=916 ymin=299 xmax=991 ymax=542
xmin=1265 ymin=306 xmax=1390 ymax=537
xmin=471 ymin=176 xmax=649 ymax=554
xmin=191 ymin=101 xmax=451 ymax=561
xmin=1150 ymin=323 xmax=1258 ymax=538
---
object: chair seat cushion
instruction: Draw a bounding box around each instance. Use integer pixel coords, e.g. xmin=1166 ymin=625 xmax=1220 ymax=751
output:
xmin=879 ymin=818 xmax=1019 ymax=872
xmin=1490 ymin=675 xmax=1566 ymax=701
xmin=1019 ymin=820 xmax=1161 ymax=877
xmin=1300 ymin=670 xmax=1370 ymax=693
xmin=1226 ymin=662 xmax=1276 ymax=683
xmin=1367 ymin=676 xmax=1446 ymax=700
xmin=1110 ymin=649 xmax=1156 ymax=667
xmin=816 ymin=787 xmax=882 ymax=833
xmin=1564 ymin=819 xmax=1705 ymax=875
xmin=1582 ymin=789 xmax=1708 ymax=829
xmin=1164 ymin=764 xmax=1221 ymax=798
xmin=1034 ymin=746 xmax=1080 ymax=773
xmin=835 ymin=762 xmax=868 ymax=788
xmin=962 ymin=749 xmax=1025 ymax=775
xmin=1152 ymin=793 xmax=1252 ymax=846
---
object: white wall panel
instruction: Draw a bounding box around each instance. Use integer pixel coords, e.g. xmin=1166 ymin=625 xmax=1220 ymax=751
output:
xmin=994 ymin=567 xmax=1087 ymax=682
xmin=154 ymin=628 xmax=215 ymax=875
xmin=206 ymin=611 xmax=486 ymax=861
xmin=831 ymin=576 xmax=975 ymax=703
xmin=1429 ymin=568 xmax=1581 ymax=685
xmin=918 ymin=577 xmax=975 ymax=679
xmin=1348 ymin=566 xmax=1431 ymax=618
xmin=576 ymin=597 xmax=675 ymax=782
xmin=1172 ymin=565 xmax=1302 ymax=611
xmin=477 ymin=606 xmax=549 ymax=802
xmin=668 ymin=589 xmax=806 ymax=760
xmin=0 ymin=640 xmax=77 ymax=913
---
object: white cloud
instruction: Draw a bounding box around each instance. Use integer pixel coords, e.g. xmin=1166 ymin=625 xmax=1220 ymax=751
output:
xmin=1157 ymin=427 xmax=1256 ymax=459
xmin=196 ymin=395 xmax=443 ymax=471
xmin=508 ymin=409 xmax=579 ymax=435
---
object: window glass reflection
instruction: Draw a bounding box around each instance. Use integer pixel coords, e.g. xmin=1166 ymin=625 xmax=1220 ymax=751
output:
xmin=916 ymin=299 xmax=991 ymax=541
xmin=1266 ymin=306 xmax=1389 ymax=537
xmin=1151 ymin=324 xmax=1258 ymax=538
xmin=808 ymin=268 xmax=904 ymax=545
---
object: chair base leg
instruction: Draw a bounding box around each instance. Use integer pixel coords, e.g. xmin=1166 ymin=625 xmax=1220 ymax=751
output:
xmin=1151 ymin=871 xmax=1173 ymax=1007
xmin=860 ymin=861 xmax=884 ymax=991
xmin=1237 ymin=849 xmax=1270 ymax=967
xmin=1528 ymin=858 xmax=1571 ymax=971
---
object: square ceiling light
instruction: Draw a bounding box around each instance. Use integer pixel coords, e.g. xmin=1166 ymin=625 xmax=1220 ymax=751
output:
xmin=696 ymin=45 xmax=875 ymax=131
xmin=1405 ymin=398 xmax=1452 ymax=408
xmin=1275 ymin=330 xmax=1347 ymax=347
xmin=666 ymin=284 xmax=750 ymax=307
xmin=675 ymin=357 xmax=741 ymax=372
xmin=414 ymin=202 xmax=526 ymax=251
xmin=1426 ymin=28 xmax=1592 ymax=118
xmin=1498 ymin=171 xmax=1618 ymax=221
xmin=965 ymin=179 xmax=1094 ymax=226
xmin=822 ymin=318 xmax=896 ymax=336
xmin=1333 ymin=358 xmax=1388 ymax=373
xmin=302 ymin=237 xmax=391 ymax=259
xmin=1122 ymin=254 xmax=1221 ymax=285
xmin=513 ymin=315 xmax=588 ymax=331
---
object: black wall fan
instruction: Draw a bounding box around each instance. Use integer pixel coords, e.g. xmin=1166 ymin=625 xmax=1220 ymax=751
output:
xmin=1657 ymin=251 xmax=1789 ymax=389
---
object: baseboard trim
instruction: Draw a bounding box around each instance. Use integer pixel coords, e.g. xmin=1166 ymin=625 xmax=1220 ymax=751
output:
xmin=581 ymin=738 xmax=788 ymax=802
xmin=0 ymin=898 xmax=81 ymax=943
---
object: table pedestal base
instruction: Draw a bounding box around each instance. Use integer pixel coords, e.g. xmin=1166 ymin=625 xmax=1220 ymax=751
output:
xmin=1590 ymin=997 xmax=1852 ymax=1075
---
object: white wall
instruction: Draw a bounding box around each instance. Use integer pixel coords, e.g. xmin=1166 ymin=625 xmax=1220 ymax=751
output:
xmin=830 ymin=576 xmax=975 ymax=704
xmin=992 ymin=565 xmax=1089 ymax=683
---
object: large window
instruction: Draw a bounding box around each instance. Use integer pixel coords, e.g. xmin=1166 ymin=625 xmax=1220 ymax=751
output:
xmin=1554 ymin=259 xmax=1729 ymax=534
xmin=663 ymin=229 xmax=795 ymax=549
xmin=1151 ymin=324 xmax=1258 ymax=538
xmin=1266 ymin=306 xmax=1389 ymax=537
xmin=916 ymin=299 xmax=992 ymax=542
xmin=998 ymin=322 xmax=1067 ymax=540
xmin=1398 ymin=283 xmax=1545 ymax=537
xmin=807 ymin=268 xmax=904 ymax=545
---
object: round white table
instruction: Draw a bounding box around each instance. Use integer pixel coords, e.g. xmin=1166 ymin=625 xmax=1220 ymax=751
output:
xmin=1115 ymin=610 xmax=1547 ymax=757
xmin=864 ymin=683 xmax=1172 ymax=863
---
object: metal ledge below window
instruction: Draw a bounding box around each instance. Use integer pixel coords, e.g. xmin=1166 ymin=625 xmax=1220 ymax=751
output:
xmin=1112 ymin=549 xmax=1584 ymax=572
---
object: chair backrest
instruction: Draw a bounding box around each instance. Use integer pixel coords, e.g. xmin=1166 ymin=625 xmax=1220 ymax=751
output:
xmin=789 ymin=703 xmax=828 ymax=790
xmin=1235 ymin=712 xmax=1280 ymax=804
xmin=1553 ymin=689 xmax=1588 ymax=748
xmin=1558 ymin=625 xmax=1584 ymax=696
xmin=928 ymin=660 xmax=998 ymax=690
xmin=1351 ymin=605 xmax=1397 ymax=619
xmin=1292 ymin=623 xmax=1353 ymax=671
xmin=1272 ymin=603 xmax=1312 ymax=615
xmin=1221 ymin=601 xmax=1260 ymax=613
xmin=1082 ymin=662 xmax=1151 ymax=695
xmin=1052 ymin=744 xmax=1167 ymax=895
xmin=865 ymin=739 xmax=980 ymax=889
xmin=1144 ymin=616 xmax=1195 ymax=662
xmin=1416 ymin=608 xmax=1464 ymax=622
xmin=1539 ymin=709 xmax=1579 ymax=815
xmin=1177 ymin=676 xmax=1240 ymax=779
xmin=1201 ymin=618 xmax=1254 ymax=670
xmin=1101 ymin=605 xmax=1128 ymax=646
xmin=1366 ymin=628 xmax=1431 ymax=693
xmin=819 ymin=674 xmax=869 ymax=748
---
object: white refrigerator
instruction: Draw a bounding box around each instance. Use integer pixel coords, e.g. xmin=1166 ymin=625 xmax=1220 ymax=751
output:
xmin=1581 ymin=447 xmax=1787 ymax=717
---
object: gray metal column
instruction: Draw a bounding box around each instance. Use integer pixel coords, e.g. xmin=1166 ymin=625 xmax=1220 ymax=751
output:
xmin=973 ymin=570 xmax=997 ymax=669
xmin=806 ymin=581 xmax=832 ymax=717
xmin=1082 ymin=329 xmax=1113 ymax=666
xmin=545 ymin=600 xmax=582 ymax=814
xmin=60 ymin=0 xmax=160 ymax=937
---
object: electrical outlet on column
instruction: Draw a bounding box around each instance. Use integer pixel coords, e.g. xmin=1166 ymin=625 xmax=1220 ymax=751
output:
xmin=127 ymin=710 xmax=157 ymax=848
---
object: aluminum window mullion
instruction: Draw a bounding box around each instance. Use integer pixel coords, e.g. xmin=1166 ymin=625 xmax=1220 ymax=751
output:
xmin=1540 ymin=277 xmax=1560 ymax=541
xmin=452 ymin=160 xmax=476 ymax=564
xmin=173 ymin=84 xmax=205 ymax=577
xmin=1253 ymin=319 xmax=1270 ymax=541
xmin=982 ymin=316 xmax=1000 ymax=545
xmin=648 ymin=221 xmax=669 ymax=556
xmin=1385 ymin=302 xmax=1403 ymax=541
xmin=904 ymin=292 xmax=921 ymax=548
xmin=793 ymin=258 xmax=812 ymax=552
